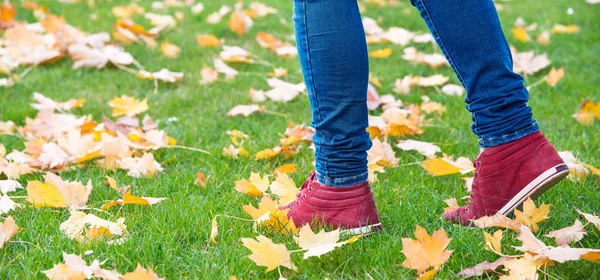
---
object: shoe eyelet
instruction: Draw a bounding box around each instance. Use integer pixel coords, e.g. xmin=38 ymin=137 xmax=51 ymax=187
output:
xmin=303 ymin=194 xmax=307 ymax=199
xmin=308 ymin=187 xmax=313 ymax=192
xmin=474 ymin=171 xmax=478 ymax=177
xmin=465 ymin=207 xmax=470 ymax=213
xmin=296 ymin=201 xmax=300 ymax=206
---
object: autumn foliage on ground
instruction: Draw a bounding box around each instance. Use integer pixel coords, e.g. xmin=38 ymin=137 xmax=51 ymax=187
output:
xmin=1 ymin=0 xmax=599 ymax=279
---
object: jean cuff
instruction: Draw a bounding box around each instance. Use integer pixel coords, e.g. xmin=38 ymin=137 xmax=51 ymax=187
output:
xmin=478 ymin=121 xmax=540 ymax=148
xmin=315 ymin=171 xmax=369 ymax=187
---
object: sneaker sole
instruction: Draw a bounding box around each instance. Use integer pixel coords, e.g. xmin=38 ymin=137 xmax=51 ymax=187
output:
xmin=340 ymin=223 xmax=383 ymax=237
xmin=498 ymin=163 xmax=569 ymax=216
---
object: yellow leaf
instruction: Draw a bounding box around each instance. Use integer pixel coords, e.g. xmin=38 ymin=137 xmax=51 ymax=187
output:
xmin=255 ymin=148 xmax=281 ymax=160
xmin=229 ymin=11 xmax=252 ymax=36
xmin=273 ymin=164 xmax=297 ymax=176
xmin=573 ymin=100 xmax=600 ymax=125
xmin=195 ymin=172 xmax=208 ymax=187
xmin=418 ymin=269 xmax=438 ymax=280
xmin=269 ymin=173 xmax=298 ymax=205
xmin=260 ymin=208 xmax=297 ymax=235
xmin=546 ymin=67 xmax=564 ymax=87
xmin=160 ymin=41 xmax=181 ymax=58
xmin=210 ymin=217 xmax=218 ymax=244
xmin=107 ymin=95 xmax=149 ymax=117
xmin=514 ymin=197 xmax=551 ymax=232
xmin=122 ymin=264 xmax=164 ymax=280
xmin=243 ymin=196 xmax=279 ymax=221
xmin=401 ymin=225 xmax=453 ymax=274
xmin=293 ymin=225 xmax=359 ymax=259
xmin=552 ymin=24 xmax=580 ymax=34
xmin=235 ymin=179 xmax=263 ymax=198
xmin=26 ymin=181 xmax=67 ymax=208
xmin=473 ymin=213 xmax=522 ymax=231
xmin=420 ymin=158 xmax=461 ymax=176
xmin=511 ymin=26 xmax=530 ymax=43
xmin=483 ymin=230 xmax=503 ymax=253
xmin=581 ymin=252 xmax=600 ymax=264
xmin=196 ymin=34 xmax=223 ymax=47
xmin=0 ymin=216 xmax=19 ymax=249
xmin=101 ymin=191 xmax=168 ymax=210
xmin=0 ymin=1 xmax=17 ymax=29
xmin=241 ymin=235 xmax=296 ymax=272
xmin=369 ymin=48 xmax=392 ymax=58
xmin=443 ymin=197 xmax=460 ymax=211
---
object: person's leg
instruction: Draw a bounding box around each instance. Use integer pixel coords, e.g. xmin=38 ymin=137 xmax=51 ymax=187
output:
xmin=409 ymin=0 xmax=568 ymax=224
xmin=295 ymin=0 xmax=371 ymax=187
xmin=283 ymin=0 xmax=380 ymax=234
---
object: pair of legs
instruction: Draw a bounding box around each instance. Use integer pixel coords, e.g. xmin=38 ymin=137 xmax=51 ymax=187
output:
xmin=285 ymin=0 xmax=568 ymax=230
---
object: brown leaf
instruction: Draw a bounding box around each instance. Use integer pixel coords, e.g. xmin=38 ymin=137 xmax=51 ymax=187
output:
xmin=544 ymin=219 xmax=587 ymax=246
xmin=457 ymin=256 xmax=512 ymax=278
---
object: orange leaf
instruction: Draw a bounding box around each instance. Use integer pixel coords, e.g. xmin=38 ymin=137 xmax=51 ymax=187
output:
xmin=401 ymin=225 xmax=453 ymax=274
xmin=0 ymin=0 xmax=16 ymax=29
xmin=196 ymin=34 xmax=222 ymax=47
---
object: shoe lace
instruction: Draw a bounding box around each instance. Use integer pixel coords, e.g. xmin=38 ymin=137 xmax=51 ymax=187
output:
xmin=290 ymin=172 xmax=316 ymax=212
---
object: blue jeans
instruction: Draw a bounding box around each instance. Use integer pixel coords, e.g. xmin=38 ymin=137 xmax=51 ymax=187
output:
xmin=293 ymin=0 xmax=539 ymax=186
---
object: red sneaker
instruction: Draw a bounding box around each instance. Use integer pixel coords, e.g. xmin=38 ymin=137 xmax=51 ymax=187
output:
xmin=282 ymin=172 xmax=382 ymax=235
xmin=444 ymin=132 xmax=569 ymax=226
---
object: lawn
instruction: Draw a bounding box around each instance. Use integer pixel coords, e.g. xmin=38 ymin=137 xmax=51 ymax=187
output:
xmin=1 ymin=0 xmax=599 ymax=279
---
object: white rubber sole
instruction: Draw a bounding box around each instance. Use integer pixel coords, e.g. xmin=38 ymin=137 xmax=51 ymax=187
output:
xmin=498 ymin=163 xmax=569 ymax=216
xmin=340 ymin=223 xmax=382 ymax=236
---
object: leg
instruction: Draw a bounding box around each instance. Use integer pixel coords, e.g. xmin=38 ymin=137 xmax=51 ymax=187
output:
xmin=411 ymin=0 xmax=538 ymax=147
xmin=283 ymin=0 xmax=381 ymax=234
xmin=294 ymin=0 xmax=371 ymax=186
xmin=409 ymin=0 xmax=569 ymax=224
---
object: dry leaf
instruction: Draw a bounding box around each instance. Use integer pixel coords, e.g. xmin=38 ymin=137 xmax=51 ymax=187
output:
xmin=514 ymin=197 xmax=550 ymax=232
xmin=196 ymin=34 xmax=223 ymax=47
xmin=544 ymin=219 xmax=587 ymax=246
xmin=60 ymin=211 xmax=126 ymax=242
xmin=117 ymin=153 xmax=163 ymax=177
xmin=0 ymin=216 xmax=18 ymax=249
xmin=457 ymin=256 xmax=512 ymax=278
xmin=443 ymin=197 xmax=460 ymax=211
xmin=369 ymin=48 xmax=392 ymax=58
xmin=0 ymin=179 xmax=23 ymax=194
xmin=0 ymin=194 xmax=18 ymax=214
xmin=210 ymin=217 xmax=218 ymax=244
xmin=100 ymin=191 xmax=168 ymax=210
xmin=577 ymin=209 xmax=600 ymax=230
xmin=226 ymin=105 xmax=264 ymax=117
xmin=122 ymin=264 xmax=164 ymax=280
xmin=546 ymin=67 xmax=564 ymax=87
xmin=441 ymin=84 xmax=464 ymax=96
xmin=368 ymin=138 xmax=399 ymax=167
xmin=572 ymin=100 xmax=600 ymax=125
xmin=0 ymin=1 xmax=17 ymax=29
xmin=484 ymin=230 xmax=503 ymax=253
xmin=108 ymin=96 xmax=149 ymax=117
xmin=269 ymin=173 xmax=298 ymax=205
xmin=397 ymin=140 xmax=441 ymax=158
xmin=26 ymin=172 xmax=93 ymax=209
xmin=274 ymin=164 xmax=297 ymax=176
xmin=552 ymin=24 xmax=580 ymax=34
xmin=511 ymin=26 xmax=530 ymax=43
xmin=500 ymin=254 xmax=546 ymax=280
xmin=160 ymin=41 xmax=181 ymax=58
xmin=420 ymin=157 xmax=473 ymax=176
xmin=243 ymin=196 xmax=279 ymax=221
xmin=512 ymin=50 xmax=551 ymax=75
xmin=537 ymin=31 xmax=551 ymax=46
xmin=294 ymin=225 xmax=360 ymax=259
xmin=401 ymin=225 xmax=453 ymax=274
xmin=195 ymin=172 xmax=208 ymax=187
xmin=473 ymin=213 xmax=522 ymax=231
xmin=228 ymin=11 xmax=253 ymax=36
xmin=241 ymin=235 xmax=296 ymax=272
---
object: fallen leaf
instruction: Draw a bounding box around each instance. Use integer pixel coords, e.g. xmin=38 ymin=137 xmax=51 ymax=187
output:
xmin=443 ymin=197 xmax=460 ymax=211
xmin=457 ymin=256 xmax=512 ymax=278
xmin=484 ymin=230 xmax=503 ymax=253
xmin=117 ymin=153 xmax=164 ymax=177
xmin=577 ymin=209 xmax=600 ymax=230
xmin=514 ymin=197 xmax=550 ymax=232
xmin=397 ymin=140 xmax=441 ymax=158
xmin=196 ymin=34 xmax=223 ymax=47
xmin=226 ymin=105 xmax=265 ymax=117
xmin=269 ymin=173 xmax=298 ymax=205
xmin=273 ymin=164 xmax=297 ymax=176
xmin=401 ymin=225 xmax=453 ymax=274
xmin=546 ymin=67 xmax=564 ymax=87
xmin=294 ymin=225 xmax=360 ymax=259
xmin=0 ymin=195 xmax=18 ymax=214
xmin=228 ymin=11 xmax=253 ymax=36
xmin=0 ymin=216 xmax=18 ymax=249
xmin=573 ymin=100 xmax=600 ymax=125
xmin=101 ymin=191 xmax=168 ymax=210
xmin=552 ymin=24 xmax=580 ymax=34
xmin=512 ymin=50 xmax=551 ymax=75
xmin=0 ymin=179 xmax=22 ymax=194
xmin=472 ymin=213 xmax=522 ymax=231
xmin=369 ymin=48 xmax=392 ymax=58
xmin=108 ymin=96 xmax=149 ymax=117
xmin=441 ymin=84 xmax=464 ymax=96
xmin=243 ymin=196 xmax=279 ymax=221
xmin=26 ymin=172 xmax=93 ymax=209
xmin=121 ymin=264 xmax=164 ymax=280
xmin=241 ymin=235 xmax=296 ymax=272
xmin=544 ymin=219 xmax=587 ymax=246
xmin=420 ymin=157 xmax=473 ymax=176
xmin=195 ymin=172 xmax=208 ymax=187
xmin=511 ymin=26 xmax=530 ymax=43
xmin=537 ymin=31 xmax=551 ymax=46
xmin=0 ymin=1 xmax=17 ymax=29
xmin=160 ymin=41 xmax=181 ymax=58
xmin=210 ymin=217 xmax=218 ymax=244
xmin=500 ymin=254 xmax=546 ymax=280
xmin=60 ymin=211 xmax=126 ymax=242
xmin=368 ymin=138 xmax=399 ymax=167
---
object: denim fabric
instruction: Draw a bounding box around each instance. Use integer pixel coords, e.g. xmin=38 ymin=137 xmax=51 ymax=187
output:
xmin=292 ymin=0 xmax=539 ymax=186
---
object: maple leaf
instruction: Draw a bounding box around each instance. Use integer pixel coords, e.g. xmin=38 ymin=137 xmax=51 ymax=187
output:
xmin=552 ymin=24 xmax=580 ymax=34
xmin=0 ymin=179 xmax=22 ymax=194
xmin=259 ymin=208 xmax=297 ymax=235
xmin=31 ymin=92 xmax=85 ymax=112
xmin=226 ymin=105 xmax=265 ymax=117
xmin=367 ymin=154 xmax=386 ymax=183
xmin=241 ymin=235 xmax=297 ymax=272
xmin=117 ymin=153 xmax=164 ymax=177
xmin=274 ymin=164 xmax=297 ymax=176
xmin=420 ymin=156 xmax=473 ymax=176
xmin=196 ymin=34 xmax=223 ymax=48
xmin=577 ymin=209 xmax=600 ymax=230
xmin=484 ymin=230 xmax=504 ymax=254
xmin=443 ymin=197 xmax=460 ymax=211
xmin=537 ymin=31 xmax=551 ymax=46
xmin=214 ymin=58 xmax=239 ymax=79
xmin=160 ymin=41 xmax=181 ymax=58
xmin=112 ymin=3 xmax=144 ymax=18
xmin=60 ymin=211 xmax=127 ymax=242
xmin=544 ymin=219 xmax=587 ymax=246
xmin=145 ymin=13 xmax=177 ymax=28
xmin=402 ymin=47 xmax=448 ymax=68
xmin=512 ymin=50 xmax=551 ymax=75
xmin=294 ymin=225 xmax=360 ymax=259
xmin=368 ymin=138 xmax=399 ymax=167
xmin=546 ymin=67 xmax=564 ymax=87
xmin=457 ymin=256 xmax=512 ymax=278
xmin=499 ymin=254 xmax=547 ymax=280
xmin=0 ymin=194 xmax=19 ymax=214
xmin=473 ymin=213 xmax=522 ymax=231
xmin=122 ymin=264 xmax=164 ymax=280
xmin=137 ymin=68 xmax=184 ymax=83
xmin=511 ymin=26 xmax=530 ymax=43
xmin=401 ymin=225 xmax=453 ymax=274
xmin=26 ymin=172 xmax=93 ymax=209
xmin=222 ymin=144 xmax=248 ymax=159
xmin=396 ymin=140 xmax=441 ymax=158
xmin=220 ymin=46 xmax=253 ymax=63
xmin=572 ymin=100 xmax=600 ymax=125
xmin=101 ymin=191 xmax=168 ymax=210
xmin=42 ymin=252 xmax=122 ymax=279
xmin=68 ymin=42 xmax=135 ymax=70
xmin=0 ymin=0 xmax=16 ymax=29
xmin=264 ymin=78 xmax=306 ymax=103
xmin=195 ymin=172 xmax=208 ymax=187
xmin=0 ymin=216 xmax=18 ymax=249
xmin=514 ymin=197 xmax=551 ymax=232
xmin=269 ymin=173 xmax=298 ymax=205
xmin=108 ymin=95 xmax=149 ymax=117
xmin=243 ymin=195 xmax=279 ymax=221
xmin=210 ymin=217 xmax=218 ymax=244
xmin=369 ymin=48 xmax=392 ymax=58
xmin=229 ymin=10 xmax=253 ymax=36
xmin=441 ymin=84 xmax=465 ymax=96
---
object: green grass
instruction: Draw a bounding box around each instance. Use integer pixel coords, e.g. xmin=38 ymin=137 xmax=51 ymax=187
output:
xmin=1 ymin=0 xmax=599 ymax=278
